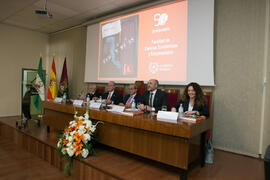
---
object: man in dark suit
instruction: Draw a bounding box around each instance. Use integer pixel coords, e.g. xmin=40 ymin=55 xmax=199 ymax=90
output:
xmin=103 ymin=81 xmax=123 ymax=105
xmin=120 ymin=84 xmax=142 ymax=108
xmin=86 ymin=84 xmax=101 ymax=101
xmin=139 ymin=79 xmax=168 ymax=112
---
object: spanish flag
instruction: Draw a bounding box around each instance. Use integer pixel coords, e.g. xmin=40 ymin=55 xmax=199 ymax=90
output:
xmin=47 ymin=58 xmax=57 ymax=99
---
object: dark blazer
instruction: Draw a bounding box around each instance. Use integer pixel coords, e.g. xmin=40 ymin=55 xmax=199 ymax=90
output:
xmin=103 ymin=90 xmax=123 ymax=105
xmin=173 ymin=99 xmax=209 ymax=117
xmin=86 ymin=91 xmax=102 ymax=100
xmin=57 ymin=89 xmax=69 ymax=99
xmin=123 ymin=93 xmax=142 ymax=105
xmin=141 ymin=89 xmax=169 ymax=112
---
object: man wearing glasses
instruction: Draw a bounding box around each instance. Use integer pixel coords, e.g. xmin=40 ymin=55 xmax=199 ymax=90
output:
xmin=120 ymin=84 xmax=142 ymax=108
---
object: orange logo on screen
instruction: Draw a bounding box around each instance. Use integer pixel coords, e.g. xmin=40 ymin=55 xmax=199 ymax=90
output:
xmin=154 ymin=13 xmax=168 ymax=27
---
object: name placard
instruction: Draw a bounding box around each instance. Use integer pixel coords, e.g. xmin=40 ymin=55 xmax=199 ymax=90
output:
xmin=73 ymin=100 xmax=84 ymax=106
xmin=157 ymin=111 xmax=178 ymax=123
xmin=90 ymin=102 xmax=102 ymax=109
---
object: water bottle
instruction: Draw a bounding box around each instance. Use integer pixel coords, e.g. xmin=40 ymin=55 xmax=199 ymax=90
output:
xmin=86 ymin=94 xmax=90 ymax=107
xmin=99 ymin=96 xmax=102 ymax=103
xmin=86 ymin=94 xmax=90 ymax=103
xmin=131 ymin=99 xmax=136 ymax=109
xmin=63 ymin=93 xmax=66 ymax=103
xmin=178 ymin=104 xmax=184 ymax=118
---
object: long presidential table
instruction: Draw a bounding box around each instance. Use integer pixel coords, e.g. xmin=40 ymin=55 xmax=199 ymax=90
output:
xmin=42 ymin=101 xmax=212 ymax=178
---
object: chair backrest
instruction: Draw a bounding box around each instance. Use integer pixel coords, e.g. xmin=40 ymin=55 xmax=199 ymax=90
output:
xmin=203 ymin=91 xmax=212 ymax=114
xmin=135 ymin=81 xmax=146 ymax=95
xmin=115 ymin=87 xmax=124 ymax=97
xmin=137 ymin=87 xmax=146 ymax=95
xmin=96 ymin=86 xmax=105 ymax=95
xmin=164 ymin=89 xmax=180 ymax=110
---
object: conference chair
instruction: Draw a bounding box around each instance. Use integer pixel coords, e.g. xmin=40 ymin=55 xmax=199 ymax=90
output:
xmin=164 ymin=89 xmax=180 ymax=111
xmin=137 ymin=87 xmax=146 ymax=95
xmin=135 ymin=80 xmax=146 ymax=95
xmin=115 ymin=87 xmax=125 ymax=97
xmin=96 ymin=86 xmax=105 ymax=95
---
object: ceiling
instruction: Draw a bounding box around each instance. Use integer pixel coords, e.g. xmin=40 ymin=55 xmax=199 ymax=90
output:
xmin=0 ymin=0 xmax=154 ymax=34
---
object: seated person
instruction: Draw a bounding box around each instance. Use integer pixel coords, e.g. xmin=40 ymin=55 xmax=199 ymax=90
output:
xmin=103 ymin=81 xmax=123 ymax=105
xmin=57 ymin=82 xmax=69 ymax=99
xmin=85 ymin=84 xmax=101 ymax=101
xmin=78 ymin=89 xmax=86 ymax=100
xmin=171 ymin=82 xmax=209 ymax=119
xmin=119 ymin=84 xmax=142 ymax=108
xmin=138 ymin=79 xmax=168 ymax=112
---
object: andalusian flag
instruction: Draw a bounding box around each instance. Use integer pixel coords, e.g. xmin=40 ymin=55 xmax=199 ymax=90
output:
xmin=47 ymin=58 xmax=57 ymax=99
xmin=34 ymin=57 xmax=45 ymax=110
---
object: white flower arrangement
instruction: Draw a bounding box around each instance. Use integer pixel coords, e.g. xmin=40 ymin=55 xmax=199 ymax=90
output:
xmin=57 ymin=109 xmax=101 ymax=174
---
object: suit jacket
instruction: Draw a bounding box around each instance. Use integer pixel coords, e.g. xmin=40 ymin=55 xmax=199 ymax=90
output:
xmin=123 ymin=93 xmax=142 ymax=105
xmin=103 ymin=90 xmax=123 ymax=105
xmin=57 ymin=89 xmax=69 ymax=99
xmin=141 ymin=89 xmax=169 ymax=112
xmin=86 ymin=91 xmax=102 ymax=100
xmin=173 ymin=99 xmax=209 ymax=117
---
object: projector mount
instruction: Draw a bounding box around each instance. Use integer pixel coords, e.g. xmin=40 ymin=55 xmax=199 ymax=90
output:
xmin=35 ymin=0 xmax=53 ymax=18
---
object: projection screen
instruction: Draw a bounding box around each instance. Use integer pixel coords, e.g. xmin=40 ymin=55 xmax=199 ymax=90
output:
xmin=85 ymin=0 xmax=214 ymax=86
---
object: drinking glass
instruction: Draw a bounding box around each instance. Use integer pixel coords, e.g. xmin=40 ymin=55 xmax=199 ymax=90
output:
xmin=161 ymin=105 xmax=167 ymax=111
xmin=136 ymin=102 xmax=141 ymax=109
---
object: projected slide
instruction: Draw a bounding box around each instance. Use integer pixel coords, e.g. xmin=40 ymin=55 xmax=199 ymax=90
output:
xmin=99 ymin=15 xmax=138 ymax=78
xmin=98 ymin=0 xmax=187 ymax=81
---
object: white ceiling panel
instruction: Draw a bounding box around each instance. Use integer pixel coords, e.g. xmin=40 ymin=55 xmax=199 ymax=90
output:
xmin=0 ymin=0 xmax=154 ymax=33
xmin=0 ymin=0 xmax=39 ymax=21
xmin=4 ymin=16 xmax=42 ymax=30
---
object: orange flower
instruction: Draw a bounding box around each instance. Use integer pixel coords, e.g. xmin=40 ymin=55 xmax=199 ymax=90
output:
xmin=73 ymin=132 xmax=85 ymax=142
xmin=75 ymin=149 xmax=82 ymax=156
xmin=64 ymin=128 xmax=71 ymax=133
xmin=74 ymin=120 xmax=83 ymax=131
xmin=73 ymin=142 xmax=83 ymax=156
xmin=62 ymin=138 xmax=69 ymax=146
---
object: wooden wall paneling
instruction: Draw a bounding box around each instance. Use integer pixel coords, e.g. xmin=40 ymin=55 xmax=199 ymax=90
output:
xmin=44 ymin=109 xmax=73 ymax=130
xmin=188 ymin=135 xmax=201 ymax=164
xmin=73 ymin=160 xmax=121 ymax=180
xmin=97 ymin=122 xmax=190 ymax=169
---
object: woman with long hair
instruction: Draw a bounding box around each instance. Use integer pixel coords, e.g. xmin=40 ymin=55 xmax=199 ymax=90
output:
xmin=171 ymin=82 xmax=209 ymax=119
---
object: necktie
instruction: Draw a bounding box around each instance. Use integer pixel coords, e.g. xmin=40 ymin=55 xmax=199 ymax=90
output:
xmin=149 ymin=93 xmax=153 ymax=107
xmin=107 ymin=92 xmax=111 ymax=100
xmin=127 ymin=95 xmax=134 ymax=103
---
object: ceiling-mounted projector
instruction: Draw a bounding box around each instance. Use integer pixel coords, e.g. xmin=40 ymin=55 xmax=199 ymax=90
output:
xmin=35 ymin=0 xmax=53 ymax=18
